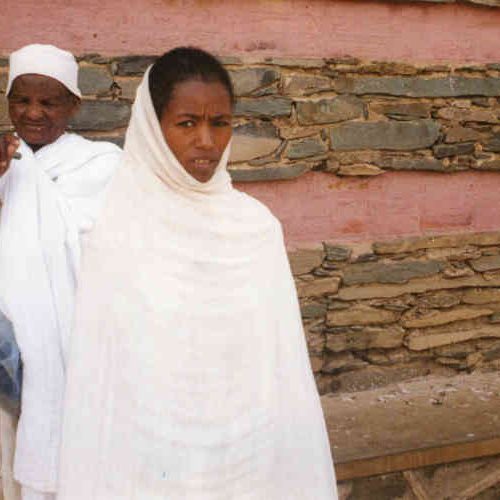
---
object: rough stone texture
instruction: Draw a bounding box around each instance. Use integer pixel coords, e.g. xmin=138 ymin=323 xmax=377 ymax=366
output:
xmin=282 ymin=73 xmax=332 ymax=96
xmin=0 ymin=98 xmax=9 ymax=127
xmin=329 ymin=120 xmax=440 ymax=151
xmin=296 ymin=96 xmax=365 ymax=125
xmin=380 ymin=157 xmax=445 ymax=171
xmin=445 ymin=126 xmax=484 ymax=143
xmin=407 ymin=325 xmax=500 ymax=350
xmin=402 ymin=306 xmax=493 ymax=328
xmin=297 ymin=277 xmax=341 ymax=298
xmin=230 ymin=122 xmax=281 ymax=163
xmin=337 ymin=164 xmax=384 ymax=176
xmin=284 ymin=135 xmax=328 ymax=159
xmin=229 ymin=68 xmax=279 ymax=96
xmin=288 ymin=249 xmax=323 ymax=275
xmin=343 ymin=260 xmax=444 ymax=285
xmin=471 ymin=255 xmax=500 ymax=272
xmin=374 ymin=232 xmax=500 ymax=254
xmin=229 ymin=163 xmax=310 ymax=182
xmin=0 ymin=72 xmax=7 ymax=94
xmin=114 ymin=55 xmax=157 ymax=75
xmin=234 ymin=97 xmax=292 ymax=117
xmin=70 ymin=100 xmax=131 ymax=131
xmin=437 ymin=107 xmax=499 ymax=123
xmin=78 ymin=65 xmax=113 ymax=95
xmin=326 ymin=325 xmax=405 ymax=352
xmin=335 ymin=76 xmax=500 ymax=97
xmin=289 ymin=230 xmax=500 ymax=394
xmin=9 ymin=54 xmax=499 ymax=178
xmin=327 ymin=305 xmax=399 ymax=327
xmin=433 ymin=142 xmax=476 ymax=158
xmin=115 ymin=76 xmax=140 ymax=101
xmin=370 ymin=101 xmax=431 ymax=120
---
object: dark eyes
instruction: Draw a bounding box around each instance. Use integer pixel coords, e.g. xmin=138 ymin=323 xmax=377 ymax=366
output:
xmin=177 ymin=119 xmax=231 ymax=128
xmin=9 ymin=97 xmax=63 ymax=107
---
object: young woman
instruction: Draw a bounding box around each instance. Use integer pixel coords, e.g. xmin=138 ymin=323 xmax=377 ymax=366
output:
xmin=57 ymin=47 xmax=338 ymax=499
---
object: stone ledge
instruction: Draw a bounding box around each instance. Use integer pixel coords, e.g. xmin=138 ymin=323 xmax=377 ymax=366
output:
xmin=323 ymin=372 xmax=500 ymax=481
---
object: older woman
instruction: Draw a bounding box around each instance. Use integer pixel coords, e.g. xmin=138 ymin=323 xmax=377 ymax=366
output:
xmin=58 ymin=47 xmax=337 ymax=499
xmin=0 ymin=44 xmax=121 ymax=500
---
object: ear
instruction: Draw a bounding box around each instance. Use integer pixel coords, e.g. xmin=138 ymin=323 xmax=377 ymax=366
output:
xmin=69 ymin=96 xmax=81 ymax=118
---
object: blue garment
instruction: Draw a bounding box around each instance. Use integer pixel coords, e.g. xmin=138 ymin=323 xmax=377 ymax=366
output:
xmin=0 ymin=310 xmax=22 ymax=415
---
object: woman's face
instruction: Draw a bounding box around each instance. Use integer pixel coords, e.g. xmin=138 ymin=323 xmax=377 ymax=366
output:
xmin=8 ymin=74 xmax=79 ymax=151
xmin=160 ymin=79 xmax=232 ymax=183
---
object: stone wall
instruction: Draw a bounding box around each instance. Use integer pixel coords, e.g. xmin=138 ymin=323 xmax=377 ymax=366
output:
xmin=2 ymin=55 xmax=500 ymax=181
xmin=290 ymin=232 xmax=500 ymax=394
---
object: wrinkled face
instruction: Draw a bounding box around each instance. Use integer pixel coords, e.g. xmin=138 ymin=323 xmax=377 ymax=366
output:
xmin=160 ymin=79 xmax=232 ymax=183
xmin=8 ymin=74 xmax=79 ymax=150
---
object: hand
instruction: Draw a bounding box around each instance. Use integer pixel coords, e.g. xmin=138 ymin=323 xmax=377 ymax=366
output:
xmin=0 ymin=134 xmax=20 ymax=177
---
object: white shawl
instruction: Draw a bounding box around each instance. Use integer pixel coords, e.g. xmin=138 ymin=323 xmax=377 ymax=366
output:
xmin=58 ymin=72 xmax=337 ymax=500
xmin=0 ymin=133 xmax=121 ymax=492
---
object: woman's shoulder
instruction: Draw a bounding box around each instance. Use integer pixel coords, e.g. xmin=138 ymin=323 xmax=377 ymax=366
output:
xmin=231 ymin=188 xmax=283 ymax=232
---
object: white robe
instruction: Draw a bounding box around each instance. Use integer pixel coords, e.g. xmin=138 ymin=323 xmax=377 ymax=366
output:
xmin=58 ymin=71 xmax=337 ymax=499
xmin=0 ymin=133 xmax=121 ymax=495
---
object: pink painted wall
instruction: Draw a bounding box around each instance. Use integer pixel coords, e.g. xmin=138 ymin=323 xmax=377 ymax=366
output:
xmin=237 ymin=171 xmax=500 ymax=248
xmin=2 ymin=0 xmax=500 ymax=63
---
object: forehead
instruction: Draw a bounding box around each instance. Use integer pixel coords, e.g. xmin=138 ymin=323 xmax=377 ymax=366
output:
xmin=167 ymin=79 xmax=232 ymax=114
xmin=9 ymin=74 xmax=71 ymax=98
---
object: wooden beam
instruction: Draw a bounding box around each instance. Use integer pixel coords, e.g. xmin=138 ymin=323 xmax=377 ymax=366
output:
xmin=455 ymin=467 xmax=500 ymax=499
xmin=335 ymin=437 xmax=500 ymax=481
xmin=403 ymin=470 xmax=431 ymax=500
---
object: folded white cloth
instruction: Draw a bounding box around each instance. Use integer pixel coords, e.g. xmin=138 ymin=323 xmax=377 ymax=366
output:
xmin=58 ymin=71 xmax=338 ymax=499
xmin=0 ymin=133 xmax=121 ymax=492
xmin=6 ymin=44 xmax=81 ymax=97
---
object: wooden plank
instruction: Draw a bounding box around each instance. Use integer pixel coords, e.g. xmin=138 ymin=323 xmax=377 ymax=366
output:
xmin=403 ymin=470 xmax=431 ymax=500
xmin=455 ymin=467 xmax=500 ymax=499
xmin=323 ymin=372 xmax=500 ymax=464
xmin=335 ymin=437 xmax=500 ymax=481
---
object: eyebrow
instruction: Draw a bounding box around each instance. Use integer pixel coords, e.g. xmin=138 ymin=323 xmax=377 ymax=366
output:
xmin=176 ymin=112 xmax=232 ymax=119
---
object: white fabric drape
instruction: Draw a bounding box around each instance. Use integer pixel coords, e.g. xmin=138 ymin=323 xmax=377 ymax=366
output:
xmin=58 ymin=71 xmax=337 ymax=499
xmin=0 ymin=133 xmax=121 ymax=494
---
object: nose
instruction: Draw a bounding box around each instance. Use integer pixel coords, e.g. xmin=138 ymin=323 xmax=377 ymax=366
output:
xmin=196 ymin=124 xmax=214 ymax=149
xmin=24 ymin=102 xmax=44 ymax=121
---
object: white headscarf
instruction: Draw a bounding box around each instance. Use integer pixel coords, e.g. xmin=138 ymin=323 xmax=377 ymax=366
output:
xmin=58 ymin=69 xmax=337 ymax=499
xmin=6 ymin=44 xmax=81 ymax=98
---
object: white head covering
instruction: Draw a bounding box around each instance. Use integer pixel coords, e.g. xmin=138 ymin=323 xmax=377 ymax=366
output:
xmin=6 ymin=43 xmax=82 ymax=98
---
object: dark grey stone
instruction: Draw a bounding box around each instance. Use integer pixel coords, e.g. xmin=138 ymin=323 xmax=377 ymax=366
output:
xmin=78 ymin=66 xmax=114 ymax=95
xmin=378 ymin=158 xmax=444 ymax=171
xmin=343 ymin=260 xmax=444 ymax=286
xmin=229 ymin=163 xmax=310 ymax=182
xmin=476 ymin=160 xmax=500 ymax=170
xmin=0 ymin=73 xmax=6 ymax=94
xmin=229 ymin=68 xmax=279 ymax=96
xmin=297 ymin=95 xmax=365 ymax=125
xmin=233 ymin=121 xmax=278 ymax=139
xmin=114 ymin=56 xmax=157 ymax=76
xmin=234 ymin=97 xmax=292 ymax=117
xmin=323 ymin=244 xmax=352 ymax=262
xmin=371 ymin=102 xmax=431 ymax=120
xmin=483 ymin=134 xmax=500 ymax=152
xmin=334 ymin=76 xmax=500 ymax=97
xmin=301 ymin=303 xmax=327 ymax=319
xmin=470 ymin=255 xmax=500 ymax=272
xmin=330 ymin=120 xmax=440 ymax=151
xmin=433 ymin=142 xmax=475 ymax=159
xmin=70 ymin=100 xmax=131 ymax=131
xmin=285 ymin=135 xmax=328 ymax=159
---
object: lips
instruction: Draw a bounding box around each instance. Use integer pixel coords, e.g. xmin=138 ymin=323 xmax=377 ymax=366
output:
xmin=190 ymin=158 xmax=218 ymax=169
